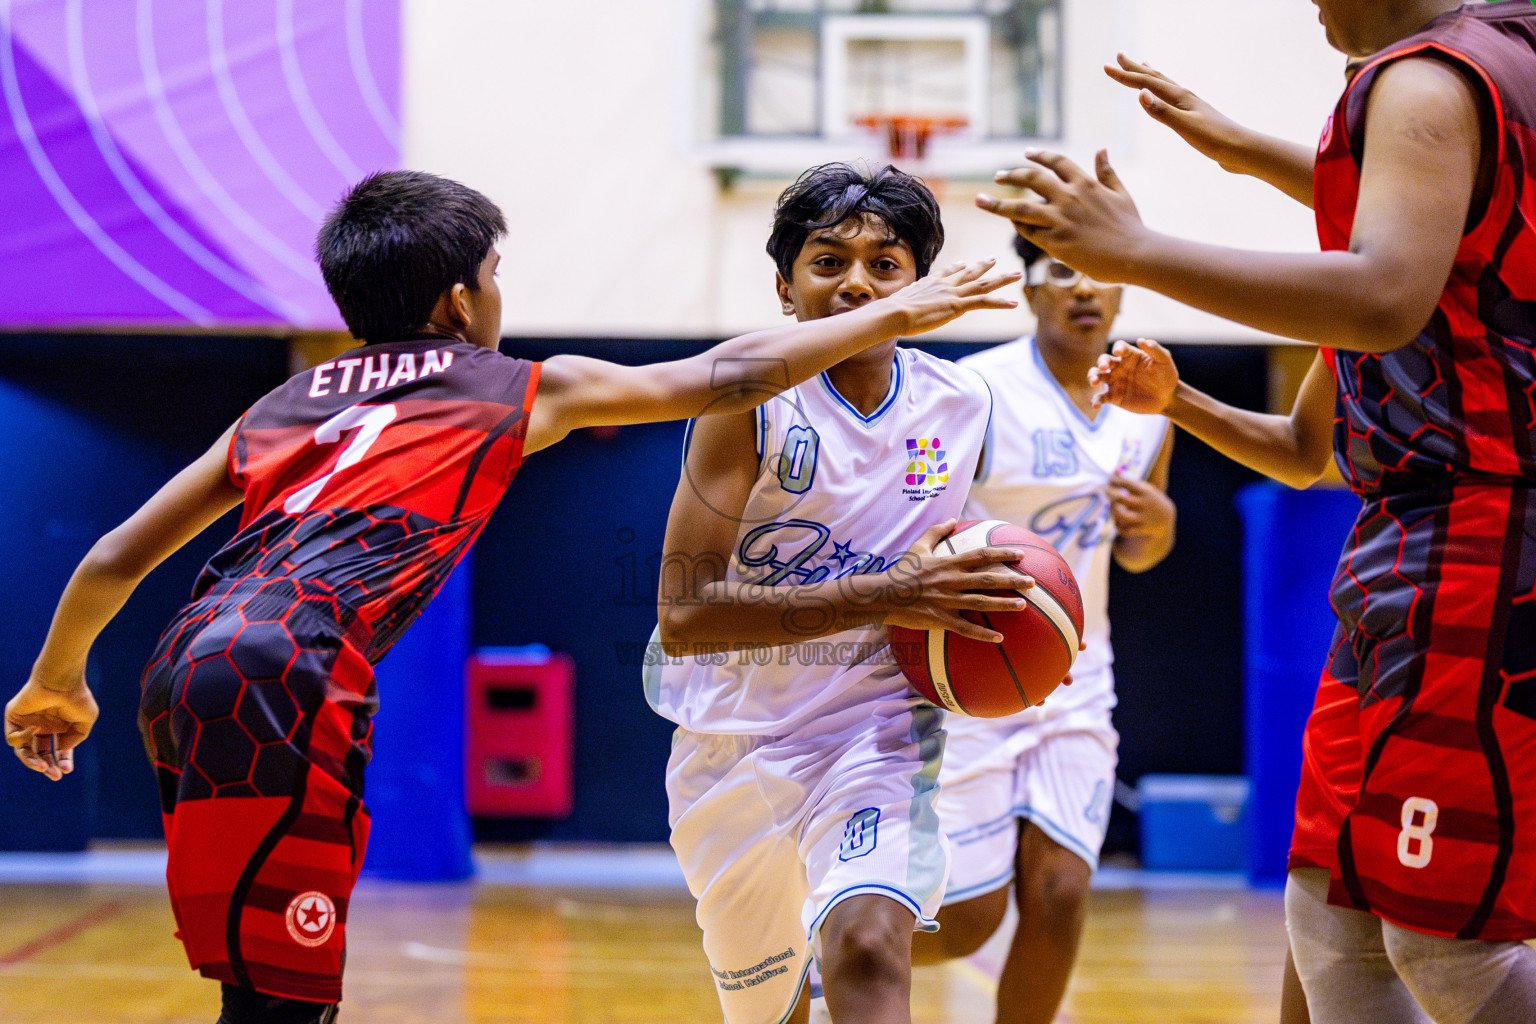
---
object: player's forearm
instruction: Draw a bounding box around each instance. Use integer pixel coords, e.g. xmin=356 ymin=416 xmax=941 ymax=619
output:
xmin=1117 ymin=237 xmax=1428 ymax=353
xmin=30 ymin=542 xmax=149 ymax=689
xmin=1215 ymin=128 xmax=1316 ymax=208
xmin=657 ymin=577 xmax=892 ymax=655
xmin=1113 ymin=523 xmax=1175 ymax=574
xmin=685 ymin=302 xmax=911 ymax=416
xmin=1163 ymin=382 xmax=1330 ymax=489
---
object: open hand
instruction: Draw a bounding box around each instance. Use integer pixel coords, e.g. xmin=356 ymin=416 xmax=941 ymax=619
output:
xmin=892 ymin=258 xmax=1022 ymax=334
xmin=976 ymin=150 xmax=1144 ymax=284
xmin=1105 ymin=55 xmax=1247 ymax=172
xmin=880 ymin=520 xmax=1035 ymax=643
xmin=1090 ymin=339 xmax=1179 ymax=414
xmin=6 ymin=677 xmax=98 ymax=781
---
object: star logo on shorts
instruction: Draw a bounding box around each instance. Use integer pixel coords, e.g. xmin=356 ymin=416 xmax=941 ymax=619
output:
xmin=285 ymin=891 xmax=337 ymax=947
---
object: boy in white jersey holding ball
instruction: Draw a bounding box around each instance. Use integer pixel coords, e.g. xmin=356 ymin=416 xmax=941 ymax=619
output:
xmin=911 ymin=234 xmax=1175 ymax=1024
xmin=646 ymin=163 xmax=1025 ymax=1024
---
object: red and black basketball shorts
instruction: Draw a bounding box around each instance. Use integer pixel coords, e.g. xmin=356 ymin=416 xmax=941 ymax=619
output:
xmin=138 ymin=583 xmax=377 ymax=1002
xmin=1322 ymin=487 xmax=1536 ymax=941
xmin=1289 ymin=626 xmax=1362 ymax=878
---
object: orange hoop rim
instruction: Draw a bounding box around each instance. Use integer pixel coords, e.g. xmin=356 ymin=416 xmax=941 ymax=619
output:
xmin=853 ymin=114 xmax=969 ymax=133
xmin=853 ymin=114 xmax=969 ymax=162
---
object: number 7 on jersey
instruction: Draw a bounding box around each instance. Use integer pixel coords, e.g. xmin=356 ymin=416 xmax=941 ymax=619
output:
xmin=284 ymin=403 xmax=399 ymax=514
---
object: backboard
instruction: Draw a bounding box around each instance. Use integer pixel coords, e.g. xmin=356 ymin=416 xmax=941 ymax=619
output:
xmin=694 ymin=0 xmax=1062 ymax=180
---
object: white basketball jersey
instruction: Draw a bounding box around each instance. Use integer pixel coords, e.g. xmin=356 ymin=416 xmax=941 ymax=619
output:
xmin=646 ymin=346 xmax=993 ymax=735
xmin=960 ymin=336 xmax=1168 ymax=719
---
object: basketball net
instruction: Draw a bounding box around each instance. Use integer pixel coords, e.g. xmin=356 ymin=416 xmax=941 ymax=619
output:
xmin=854 ymin=114 xmax=967 ymax=200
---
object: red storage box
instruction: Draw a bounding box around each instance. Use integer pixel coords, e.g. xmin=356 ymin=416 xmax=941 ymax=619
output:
xmin=465 ymin=647 xmax=575 ymax=817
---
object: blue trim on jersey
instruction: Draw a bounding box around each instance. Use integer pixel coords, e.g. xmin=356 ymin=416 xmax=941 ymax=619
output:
xmin=808 ymin=882 xmax=938 ymax=949
xmin=683 ymin=408 xmax=776 ymax=471
xmin=1014 ymin=802 xmax=1101 ymax=869
xmin=1030 ymin=336 xmax=1105 ymax=433
xmin=941 ymin=808 xmax=1019 ymax=903
xmin=762 ymin=956 xmax=814 ymax=1024
xmin=940 ymin=803 xmax=1099 ymax=905
xmin=943 ymin=864 xmax=1016 ymax=905
xmin=975 ymin=376 xmax=997 ymax=484
xmin=680 ymin=418 xmax=696 ymax=472
xmin=946 ymin=807 xmax=1022 ymax=846
xmin=817 ymin=352 xmax=903 ymax=426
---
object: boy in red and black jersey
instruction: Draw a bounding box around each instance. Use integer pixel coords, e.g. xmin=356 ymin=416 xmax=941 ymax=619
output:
xmin=983 ymin=1 xmax=1536 ymax=1022
xmin=3 ymin=169 xmax=1017 ymax=1023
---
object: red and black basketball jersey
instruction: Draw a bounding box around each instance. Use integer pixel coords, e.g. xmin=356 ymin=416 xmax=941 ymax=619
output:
xmin=194 ymin=339 xmax=540 ymax=661
xmin=1314 ymin=0 xmax=1536 ymax=495
xmin=1308 ymin=4 xmax=1536 ymax=941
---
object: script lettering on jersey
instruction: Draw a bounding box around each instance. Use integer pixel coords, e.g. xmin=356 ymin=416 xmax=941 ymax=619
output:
xmin=738 ymin=519 xmax=892 ymax=586
xmin=1029 ymin=493 xmax=1110 ymax=551
xmin=307 ymin=349 xmax=454 ymax=398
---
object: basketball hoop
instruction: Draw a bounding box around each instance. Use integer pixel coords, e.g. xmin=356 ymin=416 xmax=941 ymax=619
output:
xmin=854 ymin=114 xmax=968 ymax=162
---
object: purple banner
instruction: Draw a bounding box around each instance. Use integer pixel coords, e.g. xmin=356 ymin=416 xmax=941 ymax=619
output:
xmin=0 ymin=0 xmax=400 ymax=329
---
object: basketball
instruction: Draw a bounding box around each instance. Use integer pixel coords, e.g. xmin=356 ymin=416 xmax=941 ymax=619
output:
xmin=890 ymin=520 xmax=1084 ymax=717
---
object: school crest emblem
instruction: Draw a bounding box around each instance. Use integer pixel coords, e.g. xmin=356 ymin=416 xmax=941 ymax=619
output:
xmin=286 ymin=891 xmax=337 ymax=947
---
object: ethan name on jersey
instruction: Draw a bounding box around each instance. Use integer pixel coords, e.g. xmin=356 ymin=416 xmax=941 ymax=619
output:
xmin=307 ymin=349 xmax=456 ymax=398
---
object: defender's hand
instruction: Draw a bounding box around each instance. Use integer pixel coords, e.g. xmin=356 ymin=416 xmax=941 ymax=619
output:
xmin=976 ymin=150 xmax=1145 ymax=284
xmin=1109 ymin=474 xmax=1176 ymax=541
xmin=878 ymin=520 xmax=1035 ymax=643
xmin=6 ymin=677 xmax=98 ymax=781
xmin=1090 ymin=339 xmax=1179 ymax=414
xmin=889 ymin=259 xmax=1021 ymax=334
xmin=1105 ymin=55 xmax=1247 ymax=171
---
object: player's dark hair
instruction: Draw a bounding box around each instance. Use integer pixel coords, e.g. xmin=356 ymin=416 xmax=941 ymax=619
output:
xmin=317 ymin=170 xmax=505 ymax=344
xmin=767 ymin=163 xmax=944 ymax=279
xmin=1012 ymin=231 xmax=1045 ymax=269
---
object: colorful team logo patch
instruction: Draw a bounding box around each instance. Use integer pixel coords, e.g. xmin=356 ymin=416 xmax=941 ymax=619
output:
xmin=1114 ymin=438 xmax=1144 ymax=476
xmin=904 ymin=437 xmax=948 ymax=486
xmin=902 ymin=436 xmax=950 ymax=502
xmin=285 ymin=891 xmax=337 ymax=947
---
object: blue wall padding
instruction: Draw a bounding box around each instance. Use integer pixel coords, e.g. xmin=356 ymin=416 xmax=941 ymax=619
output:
xmin=1237 ymin=482 xmax=1362 ymax=886
xmin=362 ymin=563 xmax=475 ymax=880
xmin=0 ymin=334 xmax=285 ymax=848
xmin=1 ymin=334 xmax=1267 ymax=857
xmin=0 ymin=382 xmax=112 ymax=848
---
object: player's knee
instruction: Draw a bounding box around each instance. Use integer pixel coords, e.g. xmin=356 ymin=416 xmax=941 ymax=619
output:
xmin=1017 ymin=856 xmax=1090 ymax=930
xmin=1285 ymin=868 xmax=1385 ymax=972
xmin=217 ymin=984 xmax=338 ymax=1024
xmin=822 ymin=904 xmax=910 ymax=985
xmin=1381 ymin=922 xmax=1536 ymax=1024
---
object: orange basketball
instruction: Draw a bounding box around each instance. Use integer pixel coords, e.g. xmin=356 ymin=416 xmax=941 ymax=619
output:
xmin=890 ymin=520 xmax=1084 ymax=717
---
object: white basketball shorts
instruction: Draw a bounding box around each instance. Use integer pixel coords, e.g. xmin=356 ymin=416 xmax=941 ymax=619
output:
xmin=937 ymin=702 xmax=1118 ymax=903
xmin=666 ymin=699 xmax=950 ymax=1024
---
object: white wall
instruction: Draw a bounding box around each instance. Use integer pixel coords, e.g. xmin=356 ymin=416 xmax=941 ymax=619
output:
xmin=405 ymin=0 xmax=1344 ymax=342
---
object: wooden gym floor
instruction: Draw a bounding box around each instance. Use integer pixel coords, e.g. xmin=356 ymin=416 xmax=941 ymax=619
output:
xmin=0 ymin=845 xmax=1287 ymax=1023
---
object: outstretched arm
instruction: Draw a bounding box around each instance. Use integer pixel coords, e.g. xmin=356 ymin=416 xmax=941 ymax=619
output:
xmin=1092 ymin=339 xmax=1335 ymax=489
xmin=655 ymin=411 xmax=1033 ymax=655
xmin=6 ymin=423 xmax=244 ymax=779
xmin=980 ymin=58 xmax=1482 ymax=353
xmin=521 ymin=259 xmax=1019 ymax=453
xmin=1105 ymin=55 xmax=1316 ymax=208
